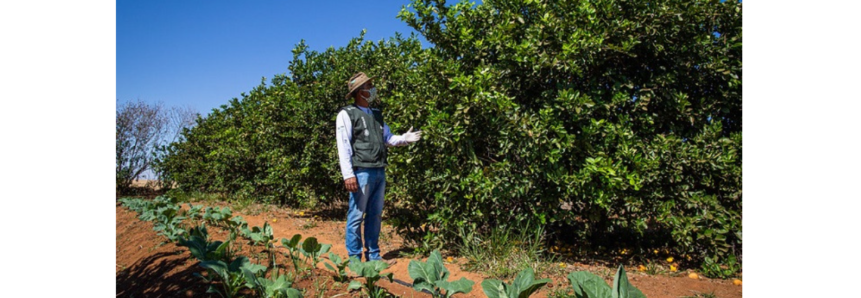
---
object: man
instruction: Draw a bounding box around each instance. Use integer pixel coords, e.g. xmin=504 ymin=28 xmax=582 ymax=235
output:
xmin=335 ymin=72 xmax=421 ymax=263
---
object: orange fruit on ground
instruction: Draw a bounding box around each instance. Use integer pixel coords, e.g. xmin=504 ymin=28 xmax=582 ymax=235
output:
xmin=733 ymin=279 xmax=742 ymax=286
xmin=688 ymin=273 xmax=699 ymax=279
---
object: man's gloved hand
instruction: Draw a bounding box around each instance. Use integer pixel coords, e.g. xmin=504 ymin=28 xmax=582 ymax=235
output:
xmin=344 ymin=177 xmax=358 ymax=193
xmin=403 ymin=126 xmax=422 ymax=143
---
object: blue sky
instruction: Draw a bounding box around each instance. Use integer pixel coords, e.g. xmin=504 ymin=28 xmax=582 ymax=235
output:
xmin=117 ymin=0 xmax=430 ymax=116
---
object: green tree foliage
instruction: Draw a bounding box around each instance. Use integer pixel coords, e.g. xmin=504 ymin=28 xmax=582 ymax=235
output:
xmin=154 ymin=31 xmax=425 ymax=205
xmin=391 ymin=0 xmax=741 ymax=263
xmin=157 ymin=0 xmax=742 ymax=266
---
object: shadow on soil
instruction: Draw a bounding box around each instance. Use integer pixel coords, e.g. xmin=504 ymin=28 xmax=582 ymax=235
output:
xmin=116 ymin=251 xmax=213 ymax=298
xmin=383 ymin=247 xmax=416 ymax=260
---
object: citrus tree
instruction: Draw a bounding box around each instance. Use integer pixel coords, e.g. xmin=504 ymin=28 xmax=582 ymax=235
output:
xmin=389 ymin=0 xmax=742 ymax=264
xmin=156 ymin=0 xmax=742 ymax=268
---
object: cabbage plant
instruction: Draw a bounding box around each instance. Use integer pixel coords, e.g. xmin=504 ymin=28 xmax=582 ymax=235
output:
xmin=243 ymin=269 xmax=303 ymax=298
xmin=324 ymin=252 xmax=350 ymax=282
xmin=179 ymin=224 xmax=232 ymax=263
xmin=347 ymin=257 xmax=393 ymax=298
xmin=198 ymin=256 xmax=265 ymax=298
xmin=408 ymin=249 xmax=474 ymax=298
xmin=567 ymin=265 xmax=645 ymax=298
xmin=299 ymin=237 xmax=331 ymax=273
xmin=481 ymin=268 xmax=550 ymax=298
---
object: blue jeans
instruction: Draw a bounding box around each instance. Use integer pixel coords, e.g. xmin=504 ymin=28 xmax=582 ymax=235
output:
xmin=346 ymin=167 xmax=386 ymax=261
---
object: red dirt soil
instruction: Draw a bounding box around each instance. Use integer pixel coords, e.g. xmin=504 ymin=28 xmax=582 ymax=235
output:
xmin=116 ymin=201 xmax=742 ymax=298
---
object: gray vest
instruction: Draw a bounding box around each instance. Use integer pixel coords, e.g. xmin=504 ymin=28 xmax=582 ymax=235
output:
xmin=340 ymin=105 xmax=387 ymax=168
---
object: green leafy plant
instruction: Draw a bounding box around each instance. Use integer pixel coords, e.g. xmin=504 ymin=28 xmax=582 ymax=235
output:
xmin=281 ymin=234 xmax=304 ymax=273
xmin=197 ymin=256 xmax=266 ymax=298
xmin=408 ymin=249 xmax=474 ymax=298
xmin=119 ymin=197 xmax=152 ymax=214
xmin=324 ymin=252 xmax=351 ymax=282
xmin=216 ymin=206 xmax=233 ymax=224
xmin=138 ymin=196 xmax=174 ymax=217
xmin=481 ymin=268 xmax=550 ymax=298
xmin=178 ymin=224 xmax=232 ymax=263
xmin=152 ymin=204 xmax=187 ymax=242
xmin=119 ymin=197 xmax=187 ymax=243
xmin=204 ymin=206 xmax=233 ymax=227
xmin=229 ymin=215 xmax=248 ymax=229
xmin=347 ymin=257 xmax=394 ymax=298
xmin=299 ymin=237 xmax=331 ymax=274
xmin=567 ymin=265 xmax=645 ymax=298
xmin=226 ymin=215 xmax=248 ymax=248
xmin=242 ymin=222 xmax=274 ymax=247
xmin=152 ymin=195 xmax=174 ymax=208
xmin=243 ymin=269 xmax=303 ymax=298
xmin=138 ymin=208 xmax=157 ymax=221
xmin=186 ymin=203 xmax=205 ymax=221
xmin=134 ymin=199 xmax=158 ymax=221
xmin=700 ymin=254 xmax=740 ymax=279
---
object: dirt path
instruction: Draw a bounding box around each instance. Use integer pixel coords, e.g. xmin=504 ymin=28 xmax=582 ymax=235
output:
xmin=116 ymin=201 xmax=742 ymax=298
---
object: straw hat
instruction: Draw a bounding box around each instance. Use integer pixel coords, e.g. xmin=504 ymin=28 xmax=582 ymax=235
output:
xmin=345 ymin=72 xmax=374 ymax=99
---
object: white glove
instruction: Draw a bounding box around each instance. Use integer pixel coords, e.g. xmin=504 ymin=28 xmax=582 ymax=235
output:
xmin=403 ymin=126 xmax=422 ymax=143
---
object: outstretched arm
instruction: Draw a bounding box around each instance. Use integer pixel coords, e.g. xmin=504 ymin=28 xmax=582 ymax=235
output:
xmin=384 ymin=124 xmax=422 ymax=147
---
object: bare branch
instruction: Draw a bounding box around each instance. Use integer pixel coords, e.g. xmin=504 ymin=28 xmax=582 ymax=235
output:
xmin=116 ymin=99 xmax=197 ymax=193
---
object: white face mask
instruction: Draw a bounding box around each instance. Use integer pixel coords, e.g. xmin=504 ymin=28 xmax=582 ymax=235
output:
xmin=361 ymin=87 xmax=378 ymax=104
